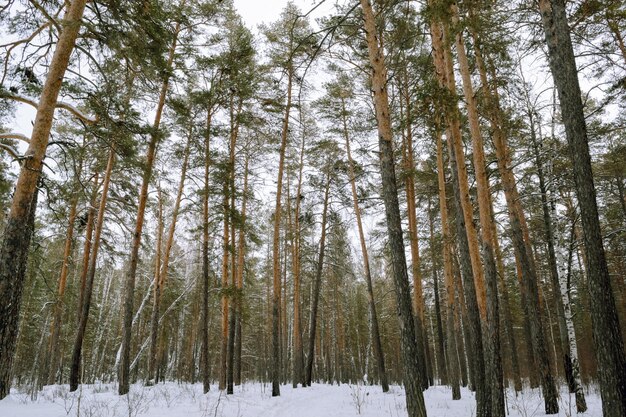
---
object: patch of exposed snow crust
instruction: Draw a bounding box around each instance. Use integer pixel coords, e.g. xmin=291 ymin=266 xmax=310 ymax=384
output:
xmin=0 ymin=382 xmax=602 ymax=417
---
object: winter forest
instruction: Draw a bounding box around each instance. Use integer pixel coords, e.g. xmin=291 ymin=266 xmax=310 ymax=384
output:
xmin=0 ymin=0 xmax=625 ymax=416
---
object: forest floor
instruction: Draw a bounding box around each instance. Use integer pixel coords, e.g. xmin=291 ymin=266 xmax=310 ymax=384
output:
xmin=0 ymin=380 xmax=602 ymax=417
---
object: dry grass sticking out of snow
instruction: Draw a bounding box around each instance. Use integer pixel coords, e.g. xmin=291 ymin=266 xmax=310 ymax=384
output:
xmin=0 ymin=381 xmax=602 ymax=417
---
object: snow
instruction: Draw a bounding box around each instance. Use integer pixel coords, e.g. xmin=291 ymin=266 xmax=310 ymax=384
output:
xmin=0 ymin=382 xmax=602 ymax=417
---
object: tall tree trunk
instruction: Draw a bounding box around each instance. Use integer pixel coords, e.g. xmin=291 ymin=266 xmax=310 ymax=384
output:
xmin=226 ymin=97 xmax=243 ymax=395
xmin=201 ymin=106 xmax=214 ymax=394
xmin=69 ymin=147 xmax=115 ymax=392
xmin=78 ymin=174 xmax=99 ymax=324
xmin=271 ymin=60 xmax=293 ymax=397
xmin=539 ymin=1 xmax=626 ymax=415
xmin=451 ymin=254 xmax=472 ymax=387
xmin=453 ymin=19 xmax=506 ymax=413
xmin=149 ymin=187 xmax=165 ymax=384
xmin=359 ymin=1 xmax=427 ymax=415
xmin=233 ymin=153 xmax=249 ymax=386
xmin=342 ymin=97 xmax=389 ymax=392
xmin=530 ymin=112 xmax=586 ymax=410
xmin=149 ymin=130 xmax=193 ymax=384
xmin=429 ymin=6 xmax=488 ymax=414
xmin=44 ymin=160 xmax=82 ymax=385
xmin=436 ymin=131 xmax=460 ymax=400
xmin=491 ymin=217 xmax=523 ymax=392
xmin=428 ymin=197 xmax=448 ymax=386
xmin=0 ymin=0 xmax=87 ymax=398
xmin=118 ymin=8 xmax=183 ymax=395
xmin=280 ymin=228 xmax=288 ymax=384
xmin=468 ymin=32 xmax=558 ymax=412
xmin=291 ymin=107 xmax=306 ymax=388
xmin=558 ymin=214 xmax=588 ymax=412
xmin=220 ymin=179 xmax=230 ymax=390
xmin=400 ymin=77 xmax=430 ymax=389
xmin=305 ymin=175 xmax=331 ymax=386
xmin=447 ymin=135 xmax=487 ymax=411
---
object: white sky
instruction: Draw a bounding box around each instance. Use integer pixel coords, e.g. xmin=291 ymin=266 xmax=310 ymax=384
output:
xmin=233 ymin=0 xmax=334 ymax=29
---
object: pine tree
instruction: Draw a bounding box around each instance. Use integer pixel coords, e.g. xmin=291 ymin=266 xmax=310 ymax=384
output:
xmin=0 ymin=0 xmax=88 ymax=398
xmin=539 ymin=0 xmax=626 ymax=414
xmin=359 ymin=1 xmax=427 ymax=415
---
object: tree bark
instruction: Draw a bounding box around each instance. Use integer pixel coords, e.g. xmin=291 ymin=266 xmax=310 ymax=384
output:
xmin=342 ymin=97 xmax=389 ymax=392
xmin=291 ymin=108 xmax=306 ymax=388
xmin=436 ymin=131 xmax=460 ymax=400
xmin=149 ymin=129 xmax=192 ymax=383
xmin=305 ymin=174 xmax=331 ymax=386
xmin=530 ymin=112 xmax=587 ymax=410
xmin=271 ymin=60 xmax=293 ymax=397
xmin=201 ymin=106 xmax=214 ymax=394
xmin=428 ymin=197 xmax=448 ymax=386
xmin=149 ymin=187 xmax=164 ymax=384
xmin=220 ymin=178 xmax=230 ymax=390
xmin=400 ymin=76 xmax=430 ymax=389
xmin=469 ymin=34 xmax=557 ymax=412
xmin=0 ymin=0 xmax=87 ymax=398
xmin=539 ymin=0 xmax=626 ymax=415
xmin=70 ymin=147 xmax=115 ymax=391
xmin=118 ymin=7 xmax=183 ymax=395
xmin=452 ymin=15 xmax=510 ymax=414
xmin=233 ymin=153 xmax=249 ymax=386
xmin=429 ymin=6 xmax=487 ymax=414
xmin=226 ymin=96 xmax=243 ymax=394
xmin=44 ymin=162 xmax=82 ymax=385
xmin=447 ymin=135 xmax=488 ymax=412
xmin=491 ymin=218 xmax=523 ymax=392
xmin=359 ymin=1 xmax=427 ymax=415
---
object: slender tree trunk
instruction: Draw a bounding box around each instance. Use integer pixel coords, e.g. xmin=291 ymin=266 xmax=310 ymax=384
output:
xmin=530 ymin=113 xmax=587 ymax=409
xmin=234 ymin=153 xmax=249 ymax=386
xmin=291 ymin=107 xmax=306 ymax=388
xmin=447 ymin=135 xmax=487 ymax=412
xmin=201 ymin=106 xmax=214 ymax=394
xmin=280 ymin=229 xmax=288 ymax=384
xmin=491 ymin=218 xmax=523 ymax=392
xmin=531 ymin=93 xmax=587 ymax=409
xmin=271 ymin=61 xmax=293 ymax=397
xmin=0 ymin=0 xmax=87 ymax=398
xmin=78 ymin=174 xmax=99 ymax=324
xmin=305 ymin=175 xmax=331 ymax=386
xmin=342 ymin=97 xmax=389 ymax=392
xmin=452 ymin=280 xmax=469 ymax=388
xmin=149 ymin=187 xmax=164 ymax=384
xmin=439 ymin=8 xmax=487 ymax=322
xmin=69 ymin=147 xmax=115 ymax=392
xmin=220 ymin=180 xmax=230 ymax=390
xmin=558 ymin=215 xmax=588 ymax=411
xmin=149 ymin=130 xmax=192 ymax=384
xmin=428 ymin=198 xmax=448 ymax=386
xmin=226 ymin=97 xmax=243 ymax=395
xmin=360 ymin=1 xmax=427 ymax=415
xmin=539 ymin=1 xmax=626 ymax=415
xmin=44 ymin=162 xmax=82 ymax=385
xmin=453 ymin=19 xmax=506 ymax=413
xmin=400 ymin=77 xmax=430 ymax=389
xmin=118 ymin=6 xmax=183 ymax=394
xmin=469 ymin=34 xmax=557 ymax=412
xmin=436 ymin=131 xmax=460 ymax=400
xmin=429 ymin=6 xmax=487 ymax=414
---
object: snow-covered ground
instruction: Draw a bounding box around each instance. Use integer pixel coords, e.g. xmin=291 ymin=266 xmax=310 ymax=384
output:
xmin=0 ymin=381 xmax=602 ymax=417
